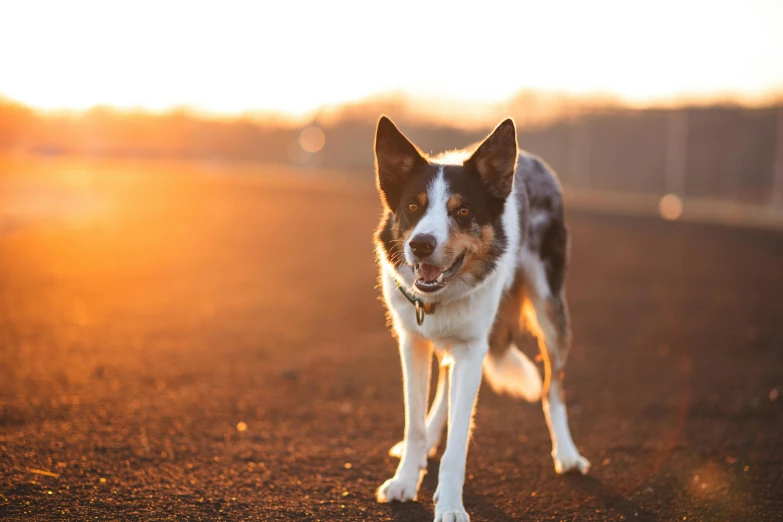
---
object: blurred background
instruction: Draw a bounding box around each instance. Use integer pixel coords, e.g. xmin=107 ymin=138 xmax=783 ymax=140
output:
xmin=2 ymin=1 xmax=783 ymax=225
xmin=1 ymin=1 xmax=782 ymax=520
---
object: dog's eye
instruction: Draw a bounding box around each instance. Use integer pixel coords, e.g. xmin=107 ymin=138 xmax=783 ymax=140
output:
xmin=458 ymin=207 xmax=471 ymax=217
xmin=407 ymin=203 xmax=419 ymax=212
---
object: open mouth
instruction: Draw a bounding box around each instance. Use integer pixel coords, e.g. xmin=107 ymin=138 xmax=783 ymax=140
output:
xmin=413 ymin=252 xmax=467 ymax=293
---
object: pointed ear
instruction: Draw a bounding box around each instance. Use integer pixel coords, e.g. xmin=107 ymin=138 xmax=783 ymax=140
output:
xmin=466 ymin=118 xmax=517 ymax=199
xmin=374 ymin=115 xmax=427 ymax=210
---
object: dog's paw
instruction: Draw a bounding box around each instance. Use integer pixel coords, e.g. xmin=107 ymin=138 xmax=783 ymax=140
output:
xmin=389 ymin=441 xmax=437 ymax=459
xmin=389 ymin=440 xmax=440 ymax=459
xmin=552 ymin=448 xmax=591 ymax=475
xmin=432 ymin=484 xmax=468 ymax=521
xmin=434 ymin=506 xmax=470 ymax=522
xmin=388 ymin=441 xmax=404 ymax=458
xmin=376 ymin=474 xmax=420 ymax=503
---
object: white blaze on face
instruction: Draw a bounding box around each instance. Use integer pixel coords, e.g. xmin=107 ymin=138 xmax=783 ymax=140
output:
xmin=405 ymin=167 xmax=451 ymax=264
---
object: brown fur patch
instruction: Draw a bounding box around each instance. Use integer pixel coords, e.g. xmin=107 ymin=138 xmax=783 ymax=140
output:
xmin=391 ymin=220 xmax=415 ymax=246
xmin=488 ymin=272 xmax=524 ymax=356
xmin=417 ymin=192 xmax=428 ymax=206
xmin=391 ymin=220 xmax=401 ymax=239
xmin=447 ymin=194 xmax=464 ymax=210
xmin=446 ymin=225 xmax=496 ymax=280
xmin=392 ymin=223 xmax=413 ymax=244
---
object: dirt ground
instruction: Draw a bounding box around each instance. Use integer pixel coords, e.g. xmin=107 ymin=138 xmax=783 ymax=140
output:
xmin=1 ymin=158 xmax=782 ymax=521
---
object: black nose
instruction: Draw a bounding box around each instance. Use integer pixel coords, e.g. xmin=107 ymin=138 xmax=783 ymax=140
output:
xmin=409 ymin=234 xmax=436 ymax=258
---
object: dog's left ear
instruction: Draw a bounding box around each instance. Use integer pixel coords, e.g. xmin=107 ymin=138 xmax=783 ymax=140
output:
xmin=466 ymin=118 xmax=517 ymax=199
xmin=374 ymin=116 xmax=427 ymax=210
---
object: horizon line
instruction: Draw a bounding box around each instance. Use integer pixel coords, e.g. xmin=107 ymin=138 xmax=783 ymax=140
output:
xmin=3 ymin=87 xmax=783 ymax=127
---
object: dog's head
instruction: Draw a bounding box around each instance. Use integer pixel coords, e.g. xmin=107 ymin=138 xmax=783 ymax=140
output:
xmin=374 ymin=116 xmax=517 ymax=296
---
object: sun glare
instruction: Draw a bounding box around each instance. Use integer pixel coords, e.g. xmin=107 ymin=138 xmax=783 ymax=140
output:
xmin=1 ymin=0 xmax=782 ymax=117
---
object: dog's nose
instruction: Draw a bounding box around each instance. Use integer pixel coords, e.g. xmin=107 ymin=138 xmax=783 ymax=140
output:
xmin=409 ymin=234 xmax=436 ymax=258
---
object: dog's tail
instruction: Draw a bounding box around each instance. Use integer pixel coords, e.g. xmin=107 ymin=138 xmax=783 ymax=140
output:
xmin=482 ymin=345 xmax=542 ymax=402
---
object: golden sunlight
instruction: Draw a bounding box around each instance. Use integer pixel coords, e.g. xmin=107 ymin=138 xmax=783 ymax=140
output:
xmin=1 ymin=0 xmax=782 ymax=117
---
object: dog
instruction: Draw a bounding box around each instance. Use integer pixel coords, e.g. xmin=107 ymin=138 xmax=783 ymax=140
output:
xmin=373 ymin=116 xmax=590 ymax=522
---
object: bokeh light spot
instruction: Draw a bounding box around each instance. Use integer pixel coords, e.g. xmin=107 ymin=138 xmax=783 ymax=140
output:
xmin=659 ymin=194 xmax=683 ymax=221
xmin=237 ymin=421 xmax=248 ymax=432
xmin=299 ymin=126 xmax=326 ymax=153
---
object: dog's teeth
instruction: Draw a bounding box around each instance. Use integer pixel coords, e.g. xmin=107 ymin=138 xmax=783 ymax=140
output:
xmin=436 ymin=273 xmax=444 ymax=283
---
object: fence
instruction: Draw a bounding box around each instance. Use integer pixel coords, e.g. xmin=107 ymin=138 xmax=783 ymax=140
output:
xmin=497 ymin=106 xmax=783 ymax=228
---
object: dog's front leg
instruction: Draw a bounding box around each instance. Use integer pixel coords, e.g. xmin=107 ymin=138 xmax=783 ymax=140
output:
xmin=388 ymin=352 xmax=450 ymax=459
xmin=377 ymin=331 xmax=431 ymax=503
xmin=433 ymin=342 xmax=487 ymax=522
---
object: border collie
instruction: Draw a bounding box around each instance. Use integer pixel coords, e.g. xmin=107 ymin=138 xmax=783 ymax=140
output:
xmin=373 ymin=116 xmax=590 ymax=522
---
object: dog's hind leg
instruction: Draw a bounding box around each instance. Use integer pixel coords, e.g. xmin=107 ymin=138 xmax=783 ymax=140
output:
xmin=520 ymin=247 xmax=590 ymax=475
xmin=389 ymin=352 xmax=449 ymax=458
xmin=483 ymin=275 xmax=542 ymax=402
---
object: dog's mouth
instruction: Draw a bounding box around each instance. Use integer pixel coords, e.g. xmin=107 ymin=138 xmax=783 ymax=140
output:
xmin=413 ymin=252 xmax=467 ymax=293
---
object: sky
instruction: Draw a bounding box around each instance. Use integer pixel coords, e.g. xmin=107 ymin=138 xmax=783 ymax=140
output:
xmin=1 ymin=0 xmax=782 ymax=117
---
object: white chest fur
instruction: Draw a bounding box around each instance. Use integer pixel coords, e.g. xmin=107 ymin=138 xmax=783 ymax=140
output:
xmin=379 ymin=183 xmax=521 ymax=346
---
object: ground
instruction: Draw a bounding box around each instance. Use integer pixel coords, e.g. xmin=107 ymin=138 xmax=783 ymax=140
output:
xmin=0 ymin=158 xmax=782 ymax=521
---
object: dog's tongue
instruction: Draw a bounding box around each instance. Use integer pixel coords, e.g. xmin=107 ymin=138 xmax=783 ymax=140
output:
xmin=418 ymin=263 xmax=444 ymax=282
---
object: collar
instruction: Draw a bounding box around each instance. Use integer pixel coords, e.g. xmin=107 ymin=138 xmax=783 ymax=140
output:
xmin=396 ymin=280 xmax=438 ymax=326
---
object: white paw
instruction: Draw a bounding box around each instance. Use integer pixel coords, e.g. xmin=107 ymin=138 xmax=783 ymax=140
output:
xmin=388 ymin=439 xmax=440 ymax=458
xmin=376 ymin=474 xmax=421 ymax=503
xmin=388 ymin=441 xmax=404 ymax=458
xmin=432 ymin=484 xmax=468 ymax=521
xmin=552 ymin=448 xmax=591 ymax=475
xmin=434 ymin=506 xmax=470 ymax=522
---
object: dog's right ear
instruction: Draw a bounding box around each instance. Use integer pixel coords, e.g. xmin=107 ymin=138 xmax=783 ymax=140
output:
xmin=374 ymin=116 xmax=426 ymax=211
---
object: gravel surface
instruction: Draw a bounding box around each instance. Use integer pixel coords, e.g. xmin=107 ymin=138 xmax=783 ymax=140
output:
xmin=1 ymin=162 xmax=782 ymax=520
